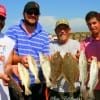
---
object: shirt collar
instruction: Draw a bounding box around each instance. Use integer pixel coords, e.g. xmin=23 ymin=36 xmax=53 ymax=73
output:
xmin=19 ymin=19 xmax=43 ymax=36
xmin=90 ymin=36 xmax=100 ymax=42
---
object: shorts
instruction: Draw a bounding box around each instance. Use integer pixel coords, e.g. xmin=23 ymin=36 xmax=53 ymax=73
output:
xmin=9 ymin=83 xmax=46 ymax=100
xmin=48 ymin=87 xmax=80 ymax=100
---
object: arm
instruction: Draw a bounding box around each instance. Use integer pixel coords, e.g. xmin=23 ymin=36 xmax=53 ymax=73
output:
xmin=12 ymin=50 xmax=29 ymax=68
xmin=12 ymin=50 xmax=21 ymax=64
xmin=0 ymin=55 xmax=10 ymax=82
xmin=0 ymin=54 xmax=11 ymax=85
xmin=0 ymin=73 xmax=3 ymax=79
xmin=0 ymin=73 xmax=9 ymax=81
xmin=5 ymin=51 xmax=19 ymax=79
xmin=4 ymin=51 xmax=14 ymax=75
xmin=72 ymin=40 xmax=80 ymax=62
xmin=0 ymin=73 xmax=9 ymax=87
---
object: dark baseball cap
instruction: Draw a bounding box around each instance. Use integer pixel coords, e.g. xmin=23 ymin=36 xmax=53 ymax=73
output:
xmin=23 ymin=1 xmax=40 ymax=15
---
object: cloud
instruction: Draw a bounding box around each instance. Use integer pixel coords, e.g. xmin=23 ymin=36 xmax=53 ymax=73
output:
xmin=69 ymin=18 xmax=89 ymax=32
xmin=39 ymin=16 xmax=89 ymax=34
xmin=3 ymin=16 xmax=89 ymax=34
xmin=39 ymin=16 xmax=56 ymax=34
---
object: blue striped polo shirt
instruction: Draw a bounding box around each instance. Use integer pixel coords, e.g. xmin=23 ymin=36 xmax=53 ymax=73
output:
xmin=6 ymin=19 xmax=50 ymax=84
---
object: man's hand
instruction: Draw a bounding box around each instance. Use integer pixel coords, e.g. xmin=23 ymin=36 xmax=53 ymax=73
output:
xmin=1 ymin=74 xmax=10 ymax=86
xmin=20 ymin=55 xmax=29 ymax=68
xmin=5 ymin=65 xmax=20 ymax=79
xmin=73 ymin=50 xmax=80 ymax=62
xmin=11 ymin=65 xmax=20 ymax=78
xmin=0 ymin=55 xmax=5 ymax=61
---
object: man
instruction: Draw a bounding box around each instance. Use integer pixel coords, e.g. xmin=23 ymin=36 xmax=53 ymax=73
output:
xmin=0 ymin=4 xmax=9 ymax=81
xmin=80 ymin=11 xmax=100 ymax=100
xmin=6 ymin=1 xmax=50 ymax=100
xmin=0 ymin=4 xmax=15 ymax=100
xmin=49 ymin=18 xmax=80 ymax=100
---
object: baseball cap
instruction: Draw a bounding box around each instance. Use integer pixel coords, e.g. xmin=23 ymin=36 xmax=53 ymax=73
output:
xmin=0 ymin=5 xmax=6 ymax=18
xmin=23 ymin=1 xmax=40 ymax=15
xmin=55 ymin=18 xmax=69 ymax=29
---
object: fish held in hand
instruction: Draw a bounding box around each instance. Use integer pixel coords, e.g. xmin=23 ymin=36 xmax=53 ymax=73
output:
xmin=62 ymin=52 xmax=79 ymax=93
xmin=39 ymin=53 xmax=52 ymax=87
xmin=88 ymin=57 xmax=99 ymax=99
xmin=27 ymin=55 xmax=40 ymax=84
xmin=18 ymin=63 xmax=32 ymax=96
xmin=50 ymin=51 xmax=63 ymax=87
xmin=8 ymin=74 xmax=24 ymax=100
xmin=79 ymin=50 xmax=88 ymax=93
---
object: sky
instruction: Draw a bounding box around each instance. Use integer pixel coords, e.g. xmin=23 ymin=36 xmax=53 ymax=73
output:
xmin=0 ymin=0 xmax=100 ymax=34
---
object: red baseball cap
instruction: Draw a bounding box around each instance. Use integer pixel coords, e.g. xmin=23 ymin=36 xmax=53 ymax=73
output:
xmin=0 ymin=5 xmax=6 ymax=18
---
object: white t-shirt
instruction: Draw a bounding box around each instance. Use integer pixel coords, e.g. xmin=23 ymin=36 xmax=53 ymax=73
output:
xmin=0 ymin=34 xmax=15 ymax=100
xmin=50 ymin=39 xmax=80 ymax=92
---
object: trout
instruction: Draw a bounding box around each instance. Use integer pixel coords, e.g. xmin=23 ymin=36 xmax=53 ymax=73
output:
xmin=8 ymin=74 xmax=24 ymax=100
xmin=79 ymin=50 xmax=88 ymax=92
xmin=39 ymin=53 xmax=52 ymax=87
xmin=88 ymin=57 xmax=99 ymax=99
xmin=27 ymin=55 xmax=40 ymax=83
xmin=18 ymin=63 xmax=31 ymax=96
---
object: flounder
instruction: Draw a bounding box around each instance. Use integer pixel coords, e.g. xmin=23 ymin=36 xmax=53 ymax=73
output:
xmin=50 ymin=51 xmax=63 ymax=87
xmin=62 ymin=52 xmax=79 ymax=93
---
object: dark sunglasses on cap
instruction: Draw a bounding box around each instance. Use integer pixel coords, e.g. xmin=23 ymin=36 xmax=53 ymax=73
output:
xmin=0 ymin=16 xmax=5 ymax=20
xmin=26 ymin=9 xmax=40 ymax=15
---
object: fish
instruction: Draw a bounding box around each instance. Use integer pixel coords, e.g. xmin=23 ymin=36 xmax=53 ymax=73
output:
xmin=62 ymin=52 xmax=79 ymax=93
xmin=78 ymin=50 xmax=88 ymax=93
xmin=50 ymin=51 xmax=63 ymax=87
xmin=18 ymin=63 xmax=32 ymax=96
xmin=8 ymin=74 xmax=24 ymax=100
xmin=39 ymin=53 xmax=52 ymax=87
xmin=87 ymin=57 xmax=99 ymax=99
xmin=27 ymin=55 xmax=40 ymax=84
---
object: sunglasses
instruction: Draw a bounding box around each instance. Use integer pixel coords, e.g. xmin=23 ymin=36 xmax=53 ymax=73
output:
xmin=0 ymin=16 xmax=5 ymax=21
xmin=26 ymin=9 xmax=40 ymax=16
